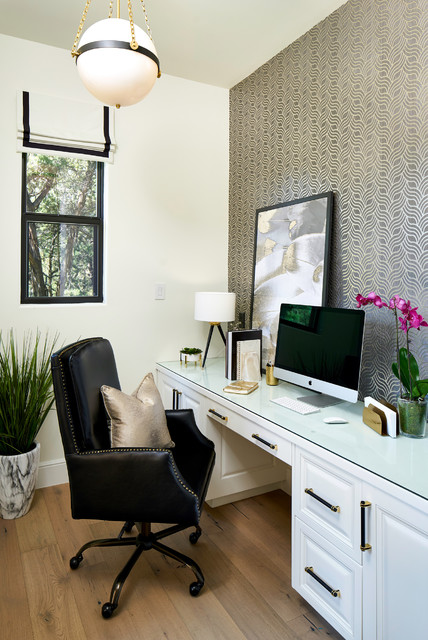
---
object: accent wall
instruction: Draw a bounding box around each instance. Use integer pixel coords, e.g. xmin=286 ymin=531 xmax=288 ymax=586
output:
xmin=229 ymin=0 xmax=428 ymax=402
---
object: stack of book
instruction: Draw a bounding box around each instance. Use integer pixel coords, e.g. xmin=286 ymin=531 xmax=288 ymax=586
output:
xmin=225 ymin=329 xmax=262 ymax=381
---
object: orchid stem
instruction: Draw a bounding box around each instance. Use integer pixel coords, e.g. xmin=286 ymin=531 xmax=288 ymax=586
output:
xmin=394 ymin=307 xmax=403 ymax=399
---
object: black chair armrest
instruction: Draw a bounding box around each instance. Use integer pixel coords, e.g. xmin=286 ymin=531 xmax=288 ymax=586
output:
xmin=65 ymin=448 xmax=200 ymax=525
xmin=165 ymin=409 xmax=215 ymax=502
xmin=165 ymin=409 xmax=213 ymax=450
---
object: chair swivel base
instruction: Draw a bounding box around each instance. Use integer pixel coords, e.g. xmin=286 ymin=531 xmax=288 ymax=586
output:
xmin=69 ymin=522 xmax=204 ymax=618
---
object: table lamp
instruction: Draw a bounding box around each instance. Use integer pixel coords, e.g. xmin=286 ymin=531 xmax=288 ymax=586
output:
xmin=195 ymin=292 xmax=236 ymax=368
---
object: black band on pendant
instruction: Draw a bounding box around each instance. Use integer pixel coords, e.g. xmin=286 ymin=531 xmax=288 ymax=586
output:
xmin=76 ymin=40 xmax=160 ymax=76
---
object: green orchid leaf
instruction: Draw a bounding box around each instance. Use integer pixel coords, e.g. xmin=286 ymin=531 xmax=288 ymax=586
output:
xmin=392 ymin=361 xmax=411 ymax=392
xmin=392 ymin=348 xmax=421 ymax=396
xmin=413 ymin=379 xmax=428 ymax=399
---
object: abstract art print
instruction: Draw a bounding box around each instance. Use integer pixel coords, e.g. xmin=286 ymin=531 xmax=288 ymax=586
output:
xmin=251 ymin=192 xmax=333 ymax=368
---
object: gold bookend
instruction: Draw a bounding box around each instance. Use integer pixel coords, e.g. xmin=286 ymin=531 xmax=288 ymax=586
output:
xmin=362 ymin=404 xmax=388 ymax=435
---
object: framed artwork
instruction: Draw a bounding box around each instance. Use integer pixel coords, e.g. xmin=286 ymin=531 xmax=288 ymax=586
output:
xmin=250 ymin=192 xmax=333 ymax=368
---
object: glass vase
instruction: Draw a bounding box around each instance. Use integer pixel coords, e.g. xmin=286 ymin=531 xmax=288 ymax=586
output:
xmin=398 ymin=397 xmax=427 ymax=438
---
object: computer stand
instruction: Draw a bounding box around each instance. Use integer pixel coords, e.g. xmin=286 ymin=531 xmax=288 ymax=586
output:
xmin=297 ymin=392 xmax=343 ymax=409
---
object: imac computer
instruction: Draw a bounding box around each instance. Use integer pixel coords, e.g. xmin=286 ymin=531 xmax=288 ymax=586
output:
xmin=273 ymin=303 xmax=365 ymax=408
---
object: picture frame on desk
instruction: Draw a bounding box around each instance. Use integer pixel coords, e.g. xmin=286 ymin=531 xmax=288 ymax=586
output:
xmin=226 ymin=329 xmax=262 ymax=381
xmin=250 ymin=192 xmax=333 ymax=369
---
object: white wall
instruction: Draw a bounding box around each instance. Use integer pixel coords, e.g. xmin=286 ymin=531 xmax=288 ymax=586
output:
xmin=0 ymin=34 xmax=229 ymax=482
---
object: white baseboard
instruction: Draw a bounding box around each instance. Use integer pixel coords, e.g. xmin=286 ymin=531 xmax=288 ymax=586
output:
xmin=36 ymin=458 xmax=68 ymax=489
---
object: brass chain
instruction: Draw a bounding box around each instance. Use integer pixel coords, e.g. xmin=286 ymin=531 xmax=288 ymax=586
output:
xmin=127 ymin=0 xmax=139 ymax=50
xmin=71 ymin=0 xmax=92 ymax=58
xmin=108 ymin=1 xmax=114 ymax=18
xmin=127 ymin=0 xmax=155 ymax=46
xmin=139 ymin=0 xmax=154 ymax=41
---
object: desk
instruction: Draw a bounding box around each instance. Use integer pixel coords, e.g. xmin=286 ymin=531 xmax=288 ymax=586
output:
xmin=156 ymin=358 xmax=428 ymax=640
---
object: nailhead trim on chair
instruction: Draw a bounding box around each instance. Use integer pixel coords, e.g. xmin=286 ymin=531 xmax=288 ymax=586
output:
xmin=57 ymin=339 xmax=96 ymax=454
xmin=56 ymin=340 xmax=200 ymax=514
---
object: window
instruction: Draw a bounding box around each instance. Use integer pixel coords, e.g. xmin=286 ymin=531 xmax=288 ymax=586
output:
xmin=21 ymin=153 xmax=104 ymax=303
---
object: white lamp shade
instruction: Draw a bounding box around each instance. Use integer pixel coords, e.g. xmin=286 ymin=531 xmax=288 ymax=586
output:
xmin=77 ymin=19 xmax=159 ymax=107
xmin=194 ymin=292 xmax=236 ymax=323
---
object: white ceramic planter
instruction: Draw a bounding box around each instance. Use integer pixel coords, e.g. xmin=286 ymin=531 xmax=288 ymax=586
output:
xmin=180 ymin=352 xmax=202 ymax=367
xmin=0 ymin=442 xmax=40 ymax=519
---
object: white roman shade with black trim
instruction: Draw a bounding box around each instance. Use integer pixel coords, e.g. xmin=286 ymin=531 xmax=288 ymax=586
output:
xmin=17 ymin=91 xmax=116 ymax=163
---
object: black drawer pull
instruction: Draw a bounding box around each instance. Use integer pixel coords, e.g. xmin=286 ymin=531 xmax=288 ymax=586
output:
xmin=172 ymin=389 xmax=182 ymax=410
xmin=252 ymin=433 xmax=278 ymax=450
xmin=360 ymin=500 xmax=372 ymax=551
xmin=305 ymin=566 xmax=340 ymax=598
xmin=208 ymin=408 xmax=228 ymax=422
xmin=304 ymin=488 xmax=340 ymax=513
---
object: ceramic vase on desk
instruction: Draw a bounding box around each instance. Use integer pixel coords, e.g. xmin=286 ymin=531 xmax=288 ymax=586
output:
xmin=397 ymin=397 xmax=427 ymax=438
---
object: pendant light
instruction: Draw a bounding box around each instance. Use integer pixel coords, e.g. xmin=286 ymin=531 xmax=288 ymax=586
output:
xmin=71 ymin=0 xmax=161 ymax=109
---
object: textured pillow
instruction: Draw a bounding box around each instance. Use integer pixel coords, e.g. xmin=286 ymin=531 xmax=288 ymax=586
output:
xmin=101 ymin=373 xmax=174 ymax=449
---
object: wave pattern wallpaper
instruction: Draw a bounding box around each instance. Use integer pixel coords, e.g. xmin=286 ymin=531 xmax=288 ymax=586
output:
xmin=229 ymin=0 xmax=428 ymax=402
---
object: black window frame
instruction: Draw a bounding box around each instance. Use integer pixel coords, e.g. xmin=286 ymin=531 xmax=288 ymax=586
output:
xmin=20 ymin=153 xmax=104 ymax=304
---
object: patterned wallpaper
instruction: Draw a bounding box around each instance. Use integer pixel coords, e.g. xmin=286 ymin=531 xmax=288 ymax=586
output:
xmin=229 ymin=0 xmax=428 ymax=402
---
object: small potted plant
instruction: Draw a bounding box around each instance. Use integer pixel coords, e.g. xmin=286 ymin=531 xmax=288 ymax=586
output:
xmin=356 ymin=292 xmax=428 ymax=437
xmin=0 ymin=330 xmax=58 ymax=518
xmin=180 ymin=347 xmax=203 ymax=367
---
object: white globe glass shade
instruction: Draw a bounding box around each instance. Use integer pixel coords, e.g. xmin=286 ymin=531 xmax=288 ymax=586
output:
xmin=76 ymin=18 xmax=159 ymax=107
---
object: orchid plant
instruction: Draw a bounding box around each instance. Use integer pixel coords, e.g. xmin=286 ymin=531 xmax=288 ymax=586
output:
xmin=356 ymin=292 xmax=428 ymax=401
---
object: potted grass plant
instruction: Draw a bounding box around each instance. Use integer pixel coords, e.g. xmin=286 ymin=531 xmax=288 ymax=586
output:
xmin=0 ymin=330 xmax=58 ymax=518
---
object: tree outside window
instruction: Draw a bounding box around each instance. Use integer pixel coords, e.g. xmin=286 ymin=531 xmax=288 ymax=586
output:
xmin=21 ymin=154 xmax=104 ymax=303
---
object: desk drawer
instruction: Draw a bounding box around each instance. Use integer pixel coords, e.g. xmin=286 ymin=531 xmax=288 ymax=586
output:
xmin=293 ymin=518 xmax=362 ymax=640
xmin=294 ymin=448 xmax=361 ymax=560
xmin=206 ymin=401 xmax=292 ymax=466
xmin=204 ymin=399 xmax=289 ymax=502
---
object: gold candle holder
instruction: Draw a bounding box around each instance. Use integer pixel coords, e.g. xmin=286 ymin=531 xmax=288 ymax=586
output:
xmin=265 ymin=362 xmax=278 ymax=386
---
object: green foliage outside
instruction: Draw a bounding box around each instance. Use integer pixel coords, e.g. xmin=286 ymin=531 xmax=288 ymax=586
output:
xmin=25 ymin=154 xmax=99 ymax=298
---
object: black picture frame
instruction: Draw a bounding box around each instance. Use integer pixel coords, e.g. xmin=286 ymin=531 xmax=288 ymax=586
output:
xmin=250 ymin=192 xmax=333 ymax=368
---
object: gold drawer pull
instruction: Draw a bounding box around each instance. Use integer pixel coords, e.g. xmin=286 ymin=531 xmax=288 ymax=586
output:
xmin=305 ymin=488 xmax=340 ymax=513
xmin=305 ymin=566 xmax=340 ymax=598
xmin=252 ymin=433 xmax=278 ymax=450
xmin=208 ymin=408 xmax=228 ymax=422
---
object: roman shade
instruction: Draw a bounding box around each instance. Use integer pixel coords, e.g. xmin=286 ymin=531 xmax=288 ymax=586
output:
xmin=17 ymin=90 xmax=116 ymax=163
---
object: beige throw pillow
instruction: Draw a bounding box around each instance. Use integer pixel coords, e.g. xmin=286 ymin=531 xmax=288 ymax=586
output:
xmin=101 ymin=373 xmax=174 ymax=449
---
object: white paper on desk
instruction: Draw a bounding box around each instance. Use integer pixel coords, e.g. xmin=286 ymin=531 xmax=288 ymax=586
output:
xmin=364 ymin=396 xmax=397 ymax=438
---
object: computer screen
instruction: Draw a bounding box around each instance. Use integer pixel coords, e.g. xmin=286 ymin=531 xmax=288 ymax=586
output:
xmin=273 ymin=304 xmax=365 ymax=405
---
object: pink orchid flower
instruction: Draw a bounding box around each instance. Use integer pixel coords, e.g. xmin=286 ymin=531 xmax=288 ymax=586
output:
xmin=356 ymin=291 xmax=427 ymax=400
xmin=355 ymin=292 xmax=386 ymax=308
xmin=407 ymin=309 xmax=428 ymax=331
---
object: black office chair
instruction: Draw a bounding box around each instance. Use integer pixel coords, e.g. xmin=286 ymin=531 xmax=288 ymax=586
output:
xmin=51 ymin=337 xmax=215 ymax=618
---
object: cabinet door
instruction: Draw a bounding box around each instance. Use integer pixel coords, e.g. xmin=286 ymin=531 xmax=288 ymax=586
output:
xmin=293 ymin=518 xmax=362 ymax=640
xmin=156 ymin=370 xmax=204 ymax=425
xmin=362 ymin=485 xmax=428 ymax=640
xmin=294 ymin=447 xmax=362 ymax=561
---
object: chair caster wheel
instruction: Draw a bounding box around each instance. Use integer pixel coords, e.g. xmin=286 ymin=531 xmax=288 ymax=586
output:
xmin=70 ymin=554 xmax=83 ymax=570
xmin=101 ymin=602 xmax=117 ymax=619
xmin=189 ymin=529 xmax=201 ymax=545
xmin=189 ymin=581 xmax=203 ymax=597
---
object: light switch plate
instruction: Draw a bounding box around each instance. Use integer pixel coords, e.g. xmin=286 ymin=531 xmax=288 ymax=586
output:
xmin=155 ymin=283 xmax=165 ymax=300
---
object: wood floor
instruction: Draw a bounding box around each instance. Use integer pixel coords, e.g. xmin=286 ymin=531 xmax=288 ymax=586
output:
xmin=1 ymin=485 xmax=342 ymax=640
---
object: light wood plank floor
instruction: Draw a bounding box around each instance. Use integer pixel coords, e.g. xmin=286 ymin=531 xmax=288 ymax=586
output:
xmin=1 ymin=485 xmax=343 ymax=640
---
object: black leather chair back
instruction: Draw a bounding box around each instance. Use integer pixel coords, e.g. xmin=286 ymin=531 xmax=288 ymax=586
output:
xmin=51 ymin=338 xmax=120 ymax=453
